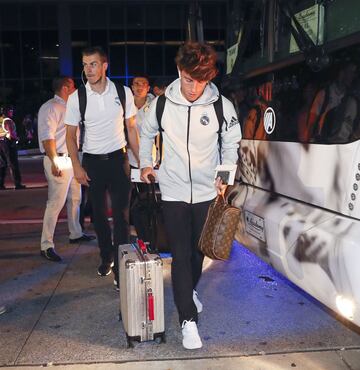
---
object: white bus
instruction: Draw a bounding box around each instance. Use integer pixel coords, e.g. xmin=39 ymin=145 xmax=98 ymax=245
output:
xmin=225 ymin=0 xmax=360 ymax=327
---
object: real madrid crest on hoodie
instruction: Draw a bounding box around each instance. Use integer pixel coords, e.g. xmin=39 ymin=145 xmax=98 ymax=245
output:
xmin=200 ymin=112 xmax=210 ymax=126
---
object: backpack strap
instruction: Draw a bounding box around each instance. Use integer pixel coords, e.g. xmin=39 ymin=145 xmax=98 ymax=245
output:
xmin=114 ymin=82 xmax=127 ymax=141
xmin=114 ymin=82 xmax=126 ymax=118
xmin=77 ymin=84 xmax=87 ymax=152
xmin=214 ymin=95 xmax=225 ymax=164
xmin=155 ymin=94 xmax=166 ymax=165
xmin=156 ymin=94 xmax=166 ymax=132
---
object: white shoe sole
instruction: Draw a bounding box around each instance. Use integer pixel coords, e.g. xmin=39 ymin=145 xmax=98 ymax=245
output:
xmin=97 ymin=271 xmax=111 ymax=276
xmin=182 ymin=340 xmax=203 ymax=350
xmin=97 ymin=261 xmax=114 ymax=276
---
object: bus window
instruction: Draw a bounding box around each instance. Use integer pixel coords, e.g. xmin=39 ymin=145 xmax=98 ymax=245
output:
xmin=226 ymin=1 xmax=270 ymax=76
xmin=230 ymin=47 xmax=360 ymax=145
xmin=274 ymin=0 xmax=323 ymax=62
xmin=326 ymin=0 xmax=360 ymax=42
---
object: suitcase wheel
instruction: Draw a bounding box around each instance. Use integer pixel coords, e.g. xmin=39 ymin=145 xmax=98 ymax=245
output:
xmin=126 ymin=335 xmax=135 ymax=349
xmin=161 ymin=333 xmax=166 ymax=343
xmin=155 ymin=333 xmax=166 ymax=344
xmin=155 ymin=336 xmax=162 ymax=344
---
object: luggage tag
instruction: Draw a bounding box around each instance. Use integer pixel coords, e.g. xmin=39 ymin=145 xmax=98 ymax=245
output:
xmin=214 ymin=164 xmax=237 ymax=185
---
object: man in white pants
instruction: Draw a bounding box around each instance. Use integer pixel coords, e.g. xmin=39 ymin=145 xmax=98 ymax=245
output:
xmin=38 ymin=76 xmax=95 ymax=262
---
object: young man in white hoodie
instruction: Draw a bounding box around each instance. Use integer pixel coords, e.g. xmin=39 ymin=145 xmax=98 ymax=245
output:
xmin=140 ymin=42 xmax=242 ymax=349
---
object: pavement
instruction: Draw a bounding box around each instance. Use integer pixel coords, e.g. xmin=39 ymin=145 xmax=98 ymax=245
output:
xmin=1 ymin=152 xmax=360 ymax=369
xmin=1 ymin=233 xmax=360 ymax=370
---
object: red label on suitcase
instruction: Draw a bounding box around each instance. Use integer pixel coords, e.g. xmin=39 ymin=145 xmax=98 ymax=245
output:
xmin=148 ymin=293 xmax=155 ymax=321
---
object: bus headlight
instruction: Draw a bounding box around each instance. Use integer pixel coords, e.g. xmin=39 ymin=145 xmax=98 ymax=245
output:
xmin=336 ymin=295 xmax=354 ymax=320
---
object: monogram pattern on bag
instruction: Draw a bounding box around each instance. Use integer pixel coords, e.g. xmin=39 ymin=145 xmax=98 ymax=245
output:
xmin=199 ymin=195 xmax=241 ymax=260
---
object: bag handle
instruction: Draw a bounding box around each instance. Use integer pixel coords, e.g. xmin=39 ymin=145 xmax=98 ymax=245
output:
xmin=146 ymin=174 xmax=158 ymax=202
xmin=215 ymin=193 xmax=226 ymax=205
xmin=137 ymin=239 xmax=148 ymax=254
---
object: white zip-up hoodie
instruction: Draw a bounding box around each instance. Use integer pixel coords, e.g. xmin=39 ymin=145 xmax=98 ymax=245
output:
xmin=140 ymin=78 xmax=241 ymax=204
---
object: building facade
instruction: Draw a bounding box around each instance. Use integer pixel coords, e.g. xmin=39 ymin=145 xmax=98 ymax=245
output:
xmin=0 ymin=0 xmax=226 ymax=119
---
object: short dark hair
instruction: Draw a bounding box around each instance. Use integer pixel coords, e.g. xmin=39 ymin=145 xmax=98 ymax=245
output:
xmin=175 ymin=42 xmax=218 ymax=81
xmin=82 ymin=46 xmax=108 ymax=63
xmin=52 ymin=76 xmax=72 ymax=94
xmin=131 ymin=74 xmax=150 ymax=86
xmin=153 ymin=77 xmax=171 ymax=89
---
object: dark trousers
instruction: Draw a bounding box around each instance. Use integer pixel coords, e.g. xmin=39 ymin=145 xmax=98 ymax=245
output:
xmin=82 ymin=151 xmax=130 ymax=277
xmin=0 ymin=139 xmax=22 ymax=187
xmin=162 ymin=199 xmax=213 ymax=325
xmin=79 ymin=184 xmax=92 ymax=230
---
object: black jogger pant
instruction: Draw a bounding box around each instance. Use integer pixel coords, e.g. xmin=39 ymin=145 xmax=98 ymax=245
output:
xmin=162 ymin=199 xmax=213 ymax=325
xmin=82 ymin=150 xmax=130 ymax=277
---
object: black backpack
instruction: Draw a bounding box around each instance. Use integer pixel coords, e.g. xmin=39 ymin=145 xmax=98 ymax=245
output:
xmin=155 ymin=94 xmax=226 ymax=163
xmin=77 ymin=82 xmax=126 ymax=151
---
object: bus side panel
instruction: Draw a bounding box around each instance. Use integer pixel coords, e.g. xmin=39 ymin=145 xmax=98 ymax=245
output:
xmin=238 ymin=140 xmax=360 ymax=218
xmin=228 ymin=183 xmax=334 ymax=274
xmin=229 ymin=182 xmax=360 ymax=325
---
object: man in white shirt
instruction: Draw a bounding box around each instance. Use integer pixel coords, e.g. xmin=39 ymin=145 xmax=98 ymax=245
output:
xmin=128 ymin=74 xmax=155 ymax=168
xmin=65 ymin=47 xmax=140 ymax=287
xmin=38 ymin=76 xmax=95 ymax=262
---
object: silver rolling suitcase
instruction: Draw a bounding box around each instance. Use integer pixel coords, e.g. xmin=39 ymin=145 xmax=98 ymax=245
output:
xmin=118 ymin=240 xmax=165 ymax=347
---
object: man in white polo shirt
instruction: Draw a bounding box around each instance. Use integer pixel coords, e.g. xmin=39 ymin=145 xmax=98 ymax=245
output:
xmin=38 ymin=76 xmax=95 ymax=262
xmin=65 ymin=47 xmax=139 ymax=286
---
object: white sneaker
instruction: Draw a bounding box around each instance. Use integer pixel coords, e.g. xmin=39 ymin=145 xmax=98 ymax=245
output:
xmin=193 ymin=290 xmax=203 ymax=313
xmin=181 ymin=320 xmax=203 ymax=349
